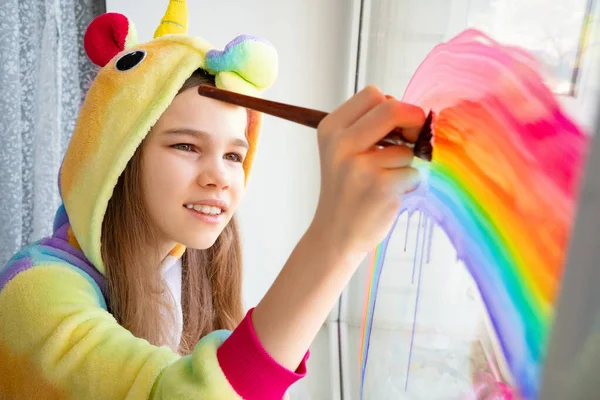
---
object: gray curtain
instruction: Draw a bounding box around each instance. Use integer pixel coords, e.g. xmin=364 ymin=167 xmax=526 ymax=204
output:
xmin=0 ymin=0 xmax=104 ymax=266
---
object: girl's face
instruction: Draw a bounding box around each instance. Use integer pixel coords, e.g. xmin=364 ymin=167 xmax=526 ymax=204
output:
xmin=140 ymin=86 xmax=248 ymax=253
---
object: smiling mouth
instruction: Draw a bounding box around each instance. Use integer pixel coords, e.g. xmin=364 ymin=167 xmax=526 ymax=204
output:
xmin=184 ymin=204 xmax=223 ymax=216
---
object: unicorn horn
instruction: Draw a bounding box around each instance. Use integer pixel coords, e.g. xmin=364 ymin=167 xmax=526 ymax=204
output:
xmin=153 ymin=0 xmax=188 ymax=38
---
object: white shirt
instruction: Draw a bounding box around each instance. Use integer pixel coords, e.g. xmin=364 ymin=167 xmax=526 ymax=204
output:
xmin=161 ymin=255 xmax=184 ymax=348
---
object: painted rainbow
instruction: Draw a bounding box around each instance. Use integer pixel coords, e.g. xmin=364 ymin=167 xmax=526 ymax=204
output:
xmin=359 ymin=29 xmax=589 ymax=399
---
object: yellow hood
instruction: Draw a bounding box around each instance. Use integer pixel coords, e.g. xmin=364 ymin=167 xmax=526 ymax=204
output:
xmin=58 ymin=0 xmax=278 ymax=274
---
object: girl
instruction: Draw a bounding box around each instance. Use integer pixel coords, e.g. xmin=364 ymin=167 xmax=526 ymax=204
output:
xmin=0 ymin=3 xmax=423 ymax=400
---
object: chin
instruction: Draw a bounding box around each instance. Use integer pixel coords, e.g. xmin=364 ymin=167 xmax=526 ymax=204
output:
xmin=176 ymin=234 xmax=219 ymax=250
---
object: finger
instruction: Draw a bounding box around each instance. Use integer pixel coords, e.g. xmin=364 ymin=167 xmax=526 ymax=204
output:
xmin=346 ymin=99 xmax=426 ymax=152
xmin=362 ymin=144 xmax=414 ymax=169
xmin=319 ymin=85 xmax=386 ymax=131
xmin=383 ymin=166 xmax=421 ymax=194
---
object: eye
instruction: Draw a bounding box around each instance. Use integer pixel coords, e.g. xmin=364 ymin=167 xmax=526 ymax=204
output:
xmin=115 ymin=50 xmax=147 ymax=71
xmin=172 ymin=143 xmax=194 ymax=152
xmin=224 ymin=153 xmax=244 ymax=163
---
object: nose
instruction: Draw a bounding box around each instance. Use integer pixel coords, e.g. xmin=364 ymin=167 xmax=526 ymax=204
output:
xmin=196 ymin=158 xmax=230 ymax=190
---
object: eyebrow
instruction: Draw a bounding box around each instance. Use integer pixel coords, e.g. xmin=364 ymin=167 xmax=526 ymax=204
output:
xmin=165 ymin=128 xmax=249 ymax=150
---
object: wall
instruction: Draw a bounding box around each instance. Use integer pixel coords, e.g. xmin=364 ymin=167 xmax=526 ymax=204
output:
xmin=105 ymin=0 xmax=356 ymax=398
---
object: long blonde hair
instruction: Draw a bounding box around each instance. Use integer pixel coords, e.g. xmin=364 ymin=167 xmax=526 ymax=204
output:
xmin=101 ymin=69 xmax=244 ymax=355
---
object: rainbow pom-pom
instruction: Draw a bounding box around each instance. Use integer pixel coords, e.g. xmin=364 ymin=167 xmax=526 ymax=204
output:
xmin=206 ymin=35 xmax=278 ymax=91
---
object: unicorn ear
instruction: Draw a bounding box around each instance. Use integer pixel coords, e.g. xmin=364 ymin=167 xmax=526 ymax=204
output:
xmin=154 ymin=0 xmax=188 ymax=38
xmin=84 ymin=13 xmax=139 ymax=67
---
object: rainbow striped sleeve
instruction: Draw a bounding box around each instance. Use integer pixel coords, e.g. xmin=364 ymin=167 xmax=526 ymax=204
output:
xmin=0 ymin=261 xmax=307 ymax=399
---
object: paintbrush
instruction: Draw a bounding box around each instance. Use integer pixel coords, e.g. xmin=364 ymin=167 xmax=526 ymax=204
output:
xmin=197 ymin=85 xmax=433 ymax=161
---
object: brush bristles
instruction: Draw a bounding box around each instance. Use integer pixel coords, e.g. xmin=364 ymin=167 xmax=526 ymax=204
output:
xmin=414 ymin=111 xmax=433 ymax=161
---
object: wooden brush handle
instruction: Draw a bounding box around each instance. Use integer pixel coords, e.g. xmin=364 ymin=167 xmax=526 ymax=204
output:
xmin=197 ymin=85 xmax=412 ymax=146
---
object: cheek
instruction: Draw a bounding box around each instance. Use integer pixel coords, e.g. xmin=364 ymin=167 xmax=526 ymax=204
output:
xmin=229 ymin=171 xmax=246 ymax=207
xmin=141 ymin=150 xmax=193 ymax=209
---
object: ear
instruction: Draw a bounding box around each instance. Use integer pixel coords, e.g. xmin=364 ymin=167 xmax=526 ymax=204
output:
xmin=84 ymin=12 xmax=139 ymax=67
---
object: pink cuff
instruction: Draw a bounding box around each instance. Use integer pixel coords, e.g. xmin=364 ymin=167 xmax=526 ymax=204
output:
xmin=217 ymin=308 xmax=310 ymax=400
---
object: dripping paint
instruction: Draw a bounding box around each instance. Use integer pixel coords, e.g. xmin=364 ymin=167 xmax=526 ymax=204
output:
xmin=405 ymin=214 xmax=429 ymax=391
xmin=359 ymin=29 xmax=589 ymax=400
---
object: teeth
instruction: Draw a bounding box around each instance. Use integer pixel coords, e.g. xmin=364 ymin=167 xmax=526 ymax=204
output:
xmin=186 ymin=204 xmax=222 ymax=215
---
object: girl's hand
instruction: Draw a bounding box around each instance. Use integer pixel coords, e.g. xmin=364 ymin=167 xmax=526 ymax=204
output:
xmin=311 ymin=85 xmax=424 ymax=256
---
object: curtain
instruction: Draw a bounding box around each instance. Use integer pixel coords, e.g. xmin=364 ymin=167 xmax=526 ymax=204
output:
xmin=0 ymin=0 xmax=104 ymax=266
